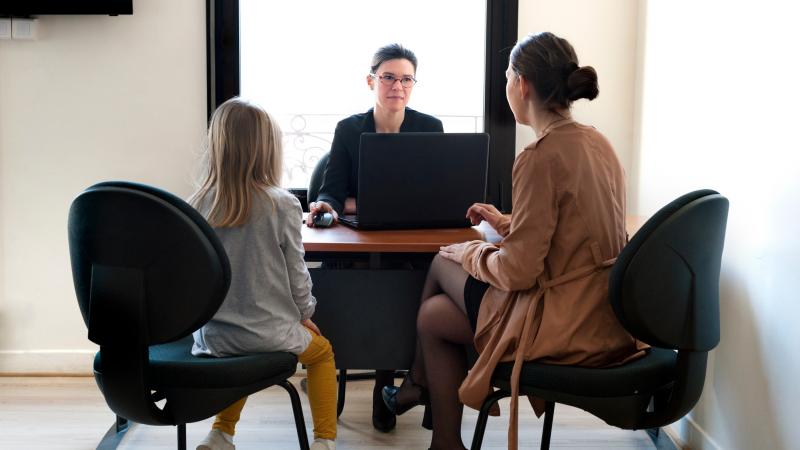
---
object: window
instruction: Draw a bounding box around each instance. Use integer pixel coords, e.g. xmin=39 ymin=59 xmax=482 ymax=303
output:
xmin=207 ymin=0 xmax=517 ymax=209
xmin=240 ymin=0 xmax=485 ymax=189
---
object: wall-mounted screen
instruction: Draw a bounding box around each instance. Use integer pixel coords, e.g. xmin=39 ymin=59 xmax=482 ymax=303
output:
xmin=0 ymin=0 xmax=132 ymax=16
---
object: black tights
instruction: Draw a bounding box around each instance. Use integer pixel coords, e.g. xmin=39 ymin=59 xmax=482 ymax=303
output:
xmin=411 ymin=255 xmax=474 ymax=450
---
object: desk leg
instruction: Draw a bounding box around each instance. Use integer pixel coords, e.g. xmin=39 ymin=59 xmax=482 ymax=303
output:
xmin=337 ymin=369 xmax=347 ymax=417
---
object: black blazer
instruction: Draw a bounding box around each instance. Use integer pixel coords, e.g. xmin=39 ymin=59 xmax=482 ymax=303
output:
xmin=316 ymin=107 xmax=444 ymax=215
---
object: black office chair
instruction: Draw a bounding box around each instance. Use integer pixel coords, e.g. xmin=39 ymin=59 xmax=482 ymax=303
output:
xmin=68 ymin=181 xmax=310 ymax=450
xmin=470 ymin=189 xmax=729 ymax=450
xmin=307 ymin=152 xmax=330 ymax=206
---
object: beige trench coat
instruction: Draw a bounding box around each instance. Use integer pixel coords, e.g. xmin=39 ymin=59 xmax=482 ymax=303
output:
xmin=460 ymin=119 xmax=648 ymax=449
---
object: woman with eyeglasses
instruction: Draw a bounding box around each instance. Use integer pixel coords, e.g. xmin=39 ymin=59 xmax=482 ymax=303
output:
xmin=305 ymin=43 xmax=443 ymax=433
xmin=306 ymin=43 xmax=443 ymax=227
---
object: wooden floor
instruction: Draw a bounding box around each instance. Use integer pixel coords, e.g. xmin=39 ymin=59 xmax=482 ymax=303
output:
xmin=0 ymin=376 xmax=656 ymax=449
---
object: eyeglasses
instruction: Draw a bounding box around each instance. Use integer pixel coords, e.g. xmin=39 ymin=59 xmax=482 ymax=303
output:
xmin=370 ymin=73 xmax=417 ymax=88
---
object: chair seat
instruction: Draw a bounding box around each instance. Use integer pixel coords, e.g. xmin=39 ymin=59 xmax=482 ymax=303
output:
xmin=94 ymin=336 xmax=298 ymax=389
xmin=492 ymin=347 xmax=677 ymax=398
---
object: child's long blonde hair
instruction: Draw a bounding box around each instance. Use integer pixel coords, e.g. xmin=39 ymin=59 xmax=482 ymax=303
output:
xmin=190 ymin=97 xmax=283 ymax=227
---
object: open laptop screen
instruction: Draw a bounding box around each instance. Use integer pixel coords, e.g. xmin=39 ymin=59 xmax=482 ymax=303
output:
xmin=346 ymin=132 xmax=489 ymax=230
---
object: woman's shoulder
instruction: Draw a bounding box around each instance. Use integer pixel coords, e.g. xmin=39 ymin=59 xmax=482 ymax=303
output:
xmin=405 ymin=107 xmax=438 ymax=121
xmin=336 ymin=110 xmax=371 ymax=130
xmin=570 ymin=121 xmax=611 ymax=143
xmin=524 ymin=121 xmax=610 ymax=153
xmin=405 ymin=108 xmax=443 ymax=129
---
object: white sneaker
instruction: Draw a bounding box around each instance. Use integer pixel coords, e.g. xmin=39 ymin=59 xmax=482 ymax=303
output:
xmin=196 ymin=429 xmax=235 ymax=450
xmin=310 ymin=438 xmax=336 ymax=450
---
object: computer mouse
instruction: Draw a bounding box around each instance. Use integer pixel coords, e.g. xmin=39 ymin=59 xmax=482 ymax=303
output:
xmin=312 ymin=212 xmax=334 ymax=228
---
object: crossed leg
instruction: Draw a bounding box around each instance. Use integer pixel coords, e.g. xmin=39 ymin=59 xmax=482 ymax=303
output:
xmin=415 ymin=255 xmax=475 ymax=450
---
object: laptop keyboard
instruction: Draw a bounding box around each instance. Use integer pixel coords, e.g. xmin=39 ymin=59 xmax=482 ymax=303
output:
xmin=340 ymin=215 xmax=358 ymax=227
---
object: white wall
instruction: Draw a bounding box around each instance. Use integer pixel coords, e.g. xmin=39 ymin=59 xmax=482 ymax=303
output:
xmin=0 ymin=0 xmax=206 ymax=372
xmin=636 ymin=1 xmax=800 ymax=449
xmin=517 ymin=0 xmax=640 ymax=210
xmin=0 ymin=0 xmax=641 ymax=373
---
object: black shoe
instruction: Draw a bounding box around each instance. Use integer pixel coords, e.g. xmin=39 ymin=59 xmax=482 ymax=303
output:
xmin=382 ymin=378 xmax=430 ymax=416
xmin=372 ymin=388 xmax=397 ymax=432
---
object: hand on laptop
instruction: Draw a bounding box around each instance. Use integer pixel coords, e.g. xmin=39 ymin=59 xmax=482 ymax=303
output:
xmin=307 ymin=201 xmax=339 ymax=227
xmin=343 ymin=197 xmax=357 ymax=214
xmin=467 ymin=203 xmax=511 ymax=237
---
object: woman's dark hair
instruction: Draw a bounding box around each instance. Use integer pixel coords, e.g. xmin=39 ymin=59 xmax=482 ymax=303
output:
xmin=510 ymin=32 xmax=599 ymax=110
xmin=370 ymin=43 xmax=418 ymax=74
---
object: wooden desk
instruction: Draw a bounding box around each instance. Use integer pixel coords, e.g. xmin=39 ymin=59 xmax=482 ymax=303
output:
xmin=302 ymin=222 xmax=488 ymax=253
xmin=302 ymin=222 xmax=490 ymax=372
xmin=303 ymin=215 xmax=643 ymax=253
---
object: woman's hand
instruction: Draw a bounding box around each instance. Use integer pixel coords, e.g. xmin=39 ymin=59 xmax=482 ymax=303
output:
xmin=306 ymin=201 xmax=338 ymax=227
xmin=439 ymin=242 xmax=469 ymax=264
xmin=302 ymin=318 xmax=321 ymax=336
xmin=343 ymin=197 xmax=357 ymax=214
xmin=466 ymin=203 xmax=511 ymax=237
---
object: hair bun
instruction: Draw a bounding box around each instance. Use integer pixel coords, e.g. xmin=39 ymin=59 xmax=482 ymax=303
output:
xmin=561 ymin=62 xmax=579 ymax=78
xmin=566 ymin=66 xmax=599 ymax=101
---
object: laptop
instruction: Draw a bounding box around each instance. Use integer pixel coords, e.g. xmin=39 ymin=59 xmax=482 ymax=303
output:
xmin=339 ymin=132 xmax=490 ymax=230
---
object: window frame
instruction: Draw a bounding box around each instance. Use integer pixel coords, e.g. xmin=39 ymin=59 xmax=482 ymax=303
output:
xmin=206 ymin=0 xmax=517 ymax=211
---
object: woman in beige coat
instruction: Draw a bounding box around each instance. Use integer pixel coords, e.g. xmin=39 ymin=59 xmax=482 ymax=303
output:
xmin=382 ymin=32 xmax=647 ymax=450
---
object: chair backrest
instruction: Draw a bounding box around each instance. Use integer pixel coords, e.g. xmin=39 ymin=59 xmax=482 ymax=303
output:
xmin=610 ymin=189 xmax=728 ymax=350
xmin=69 ymin=181 xmax=231 ymax=424
xmin=69 ymin=181 xmax=231 ymax=347
xmin=608 ymin=189 xmax=728 ymax=426
xmin=307 ymin=152 xmax=330 ymax=205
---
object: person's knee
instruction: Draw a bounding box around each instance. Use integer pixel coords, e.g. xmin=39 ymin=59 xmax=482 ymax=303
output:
xmin=321 ymin=334 xmax=335 ymax=353
xmin=430 ymin=253 xmax=452 ymax=276
xmin=431 ymin=252 xmax=446 ymax=267
xmin=417 ymin=294 xmax=447 ymax=335
xmin=316 ymin=335 xmax=334 ymax=361
xmin=302 ymin=334 xmax=335 ymax=365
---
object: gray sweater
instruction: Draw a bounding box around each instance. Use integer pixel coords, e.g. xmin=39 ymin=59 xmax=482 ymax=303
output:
xmin=192 ymin=187 xmax=316 ymax=356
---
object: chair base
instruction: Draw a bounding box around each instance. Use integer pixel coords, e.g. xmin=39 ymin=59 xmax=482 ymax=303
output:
xmin=469 ymin=390 xmax=555 ymax=450
xmin=280 ymin=380 xmax=310 ymax=450
xmin=96 ymin=420 xmax=188 ymax=450
xmin=96 ymin=381 xmax=309 ymax=450
xmin=646 ymin=427 xmax=680 ymax=450
xmin=96 ymin=416 xmax=132 ymax=450
xmin=470 ymin=396 xmax=677 ymax=450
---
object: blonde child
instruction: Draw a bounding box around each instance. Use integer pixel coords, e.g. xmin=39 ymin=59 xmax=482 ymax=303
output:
xmin=190 ymin=98 xmax=336 ymax=450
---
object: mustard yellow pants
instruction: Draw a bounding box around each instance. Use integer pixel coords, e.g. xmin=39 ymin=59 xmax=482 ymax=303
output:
xmin=211 ymin=326 xmax=337 ymax=440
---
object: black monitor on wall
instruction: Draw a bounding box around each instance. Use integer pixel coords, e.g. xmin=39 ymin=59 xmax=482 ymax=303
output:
xmin=0 ymin=0 xmax=133 ymax=16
